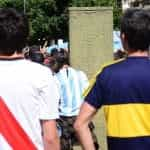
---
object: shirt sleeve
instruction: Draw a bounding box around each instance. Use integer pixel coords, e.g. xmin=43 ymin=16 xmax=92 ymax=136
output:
xmin=78 ymin=71 xmax=89 ymax=94
xmin=85 ymin=73 xmax=104 ymax=109
xmin=38 ymin=73 xmax=59 ymax=120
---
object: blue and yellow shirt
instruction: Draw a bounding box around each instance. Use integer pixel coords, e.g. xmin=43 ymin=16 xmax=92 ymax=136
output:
xmin=85 ymin=56 xmax=150 ymax=150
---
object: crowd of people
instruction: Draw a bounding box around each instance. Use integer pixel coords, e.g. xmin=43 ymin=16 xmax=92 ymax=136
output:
xmin=0 ymin=6 xmax=150 ymax=150
xmin=24 ymin=43 xmax=100 ymax=150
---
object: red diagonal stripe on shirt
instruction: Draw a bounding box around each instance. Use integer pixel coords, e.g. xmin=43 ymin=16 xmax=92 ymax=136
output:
xmin=0 ymin=97 xmax=37 ymax=150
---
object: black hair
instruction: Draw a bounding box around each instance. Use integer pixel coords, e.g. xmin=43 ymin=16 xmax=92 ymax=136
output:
xmin=29 ymin=45 xmax=40 ymax=52
xmin=55 ymin=48 xmax=70 ymax=65
xmin=49 ymin=48 xmax=70 ymax=73
xmin=0 ymin=8 xmax=29 ymax=55
xmin=29 ymin=51 xmax=44 ymax=64
xmin=114 ymin=50 xmax=126 ymax=60
xmin=121 ymin=8 xmax=150 ymax=51
xmin=51 ymin=48 xmax=59 ymax=56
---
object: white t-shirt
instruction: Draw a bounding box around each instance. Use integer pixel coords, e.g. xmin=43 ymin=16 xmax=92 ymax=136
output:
xmin=0 ymin=58 xmax=59 ymax=150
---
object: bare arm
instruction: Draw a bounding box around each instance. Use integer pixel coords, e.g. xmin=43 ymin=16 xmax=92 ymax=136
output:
xmin=42 ymin=120 xmax=60 ymax=150
xmin=74 ymin=102 xmax=97 ymax=150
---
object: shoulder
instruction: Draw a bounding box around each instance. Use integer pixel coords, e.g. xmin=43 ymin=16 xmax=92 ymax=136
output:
xmin=69 ymin=67 xmax=85 ymax=75
xmin=26 ymin=60 xmax=52 ymax=74
xmin=22 ymin=59 xmax=53 ymax=83
xmin=96 ymin=58 xmax=126 ymax=78
xmin=83 ymin=59 xmax=125 ymax=96
xmin=68 ymin=66 xmax=76 ymax=73
xmin=77 ymin=70 xmax=87 ymax=79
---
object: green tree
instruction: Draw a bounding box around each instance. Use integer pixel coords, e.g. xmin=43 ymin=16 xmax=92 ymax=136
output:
xmin=26 ymin=0 xmax=69 ymax=44
xmin=69 ymin=0 xmax=122 ymax=29
xmin=0 ymin=0 xmax=122 ymax=44
xmin=0 ymin=0 xmax=69 ymax=44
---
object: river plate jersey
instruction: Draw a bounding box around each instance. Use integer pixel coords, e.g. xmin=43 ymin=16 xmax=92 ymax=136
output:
xmin=0 ymin=58 xmax=59 ymax=150
xmin=85 ymin=56 xmax=150 ymax=150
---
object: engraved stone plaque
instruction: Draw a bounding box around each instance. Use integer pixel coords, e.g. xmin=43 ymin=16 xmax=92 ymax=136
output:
xmin=69 ymin=7 xmax=113 ymax=150
xmin=69 ymin=7 xmax=113 ymax=78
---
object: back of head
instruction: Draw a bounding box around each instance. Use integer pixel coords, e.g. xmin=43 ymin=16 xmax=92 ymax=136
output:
xmin=49 ymin=48 xmax=70 ymax=73
xmin=114 ymin=50 xmax=126 ymax=60
xmin=0 ymin=8 xmax=29 ymax=55
xmin=29 ymin=51 xmax=44 ymax=64
xmin=121 ymin=8 xmax=150 ymax=51
xmin=55 ymin=48 xmax=70 ymax=65
xmin=28 ymin=46 xmax=44 ymax=64
xmin=29 ymin=45 xmax=40 ymax=53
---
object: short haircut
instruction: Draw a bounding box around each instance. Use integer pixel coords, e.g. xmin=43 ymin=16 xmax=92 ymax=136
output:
xmin=121 ymin=8 xmax=150 ymax=51
xmin=49 ymin=48 xmax=70 ymax=73
xmin=29 ymin=45 xmax=40 ymax=52
xmin=53 ymin=48 xmax=70 ymax=66
xmin=29 ymin=51 xmax=44 ymax=64
xmin=50 ymin=48 xmax=59 ymax=57
xmin=0 ymin=8 xmax=29 ymax=55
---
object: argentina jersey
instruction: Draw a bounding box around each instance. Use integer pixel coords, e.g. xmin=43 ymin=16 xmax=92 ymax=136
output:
xmin=85 ymin=57 xmax=150 ymax=150
xmin=56 ymin=67 xmax=89 ymax=116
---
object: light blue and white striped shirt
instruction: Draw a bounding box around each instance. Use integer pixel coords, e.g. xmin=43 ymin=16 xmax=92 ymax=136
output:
xmin=56 ymin=67 xmax=89 ymax=116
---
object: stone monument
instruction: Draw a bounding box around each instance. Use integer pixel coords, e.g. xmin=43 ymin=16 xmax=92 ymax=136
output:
xmin=69 ymin=7 xmax=113 ymax=78
xmin=69 ymin=7 xmax=113 ymax=150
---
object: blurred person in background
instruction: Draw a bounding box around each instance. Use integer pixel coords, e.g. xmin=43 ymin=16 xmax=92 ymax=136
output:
xmin=28 ymin=45 xmax=45 ymax=64
xmin=24 ymin=45 xmax=45 ymax=64
xmin=114 ymin=49 xmax=126 ymax=60
xmin=49 ymin=48 xmax=99 ymax=150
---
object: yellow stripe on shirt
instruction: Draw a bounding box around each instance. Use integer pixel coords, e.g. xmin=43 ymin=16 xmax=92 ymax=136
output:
xmin=104 ymin=103 xmax=150 ymax=137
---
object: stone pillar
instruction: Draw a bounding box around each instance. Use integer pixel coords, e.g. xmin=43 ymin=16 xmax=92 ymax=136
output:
xmin=69 ymin=7 xmax=113 ymax=78
xmin=69 ymin=7 xmax=113 ymax=150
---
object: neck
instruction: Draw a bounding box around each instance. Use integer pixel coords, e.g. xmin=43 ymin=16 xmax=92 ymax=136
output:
xmin=0 ymin=52 xmax=24 ymax=59
xmin=128 ymin=50 xmax=148 ymax=57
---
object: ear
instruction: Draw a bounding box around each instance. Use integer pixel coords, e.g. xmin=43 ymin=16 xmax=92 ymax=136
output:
xmin=120 ymin=32 xmax=125 ymax=41
xmin=120 ymin=32 xmax=128 ymax=50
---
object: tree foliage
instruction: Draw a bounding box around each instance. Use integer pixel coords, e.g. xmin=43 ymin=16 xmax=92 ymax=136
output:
xmin=0 ymin=0 xmax=121 ymax=44
xmin=69 ymin=0 xmax=122 ymax=30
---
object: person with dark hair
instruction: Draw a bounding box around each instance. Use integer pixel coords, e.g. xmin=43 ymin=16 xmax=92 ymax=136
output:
xmin=28 ymin=45 xmax=44 ymax=64
xmin=0 ymin=8 xmax=60 ymax=150
xmin=74 ymin=8 xmax=150 ymax=150
xmin=43 ymin=48 xmax=63 ymax=73
xmin=29 ymin=45 xmax=41 ymax=52
xmin=29 ymin=51 xmax=44 ymax=64
xmin=51 ymin=48 xmax=99 ymax=150
xmin=114 ymin=49 xmax=126 ymax=60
